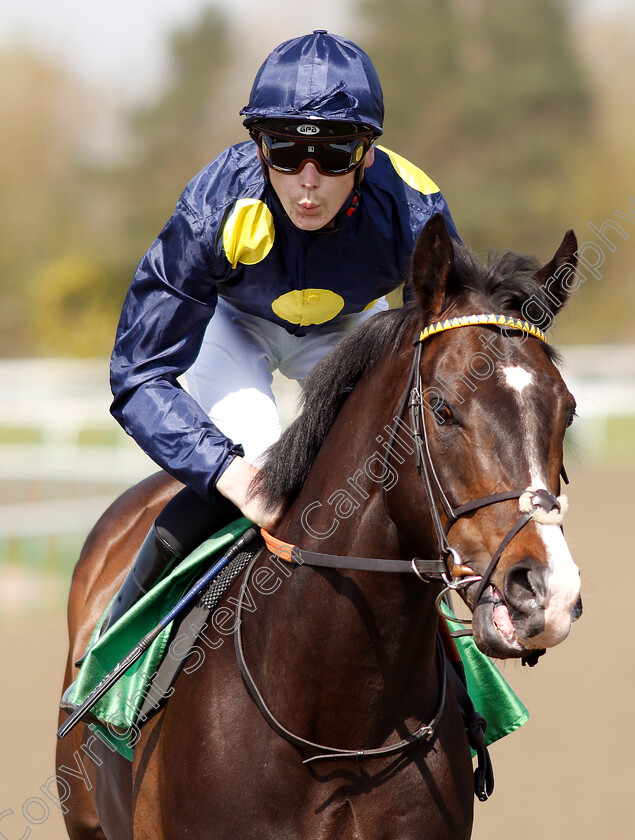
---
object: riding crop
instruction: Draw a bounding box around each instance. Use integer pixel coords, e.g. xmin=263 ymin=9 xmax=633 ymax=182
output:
xmin=57 ymin=525 xmax=259 ymax=739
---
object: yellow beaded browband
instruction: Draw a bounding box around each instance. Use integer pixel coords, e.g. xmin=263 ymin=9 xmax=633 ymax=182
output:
xmin=418 ymin=313 xmax=548 ymax=345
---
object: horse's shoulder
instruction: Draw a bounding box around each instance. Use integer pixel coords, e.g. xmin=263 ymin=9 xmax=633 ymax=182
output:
xmin=109 ymin=471 xmax=183 ymax=520
xmin=81 ymin=471 xmax=181 ymax=561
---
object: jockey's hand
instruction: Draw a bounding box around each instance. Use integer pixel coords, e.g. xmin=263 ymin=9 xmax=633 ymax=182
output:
xmin=215 ymin=456 xmax=282 ymax=532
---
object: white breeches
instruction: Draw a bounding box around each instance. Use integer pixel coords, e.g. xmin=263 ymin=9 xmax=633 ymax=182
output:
xmin=185 ymin=296 xmax=388 ymax=466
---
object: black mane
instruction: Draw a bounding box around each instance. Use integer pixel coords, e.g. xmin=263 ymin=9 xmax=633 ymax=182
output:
xmin=252 ymin=240 xmax=559 ymax=511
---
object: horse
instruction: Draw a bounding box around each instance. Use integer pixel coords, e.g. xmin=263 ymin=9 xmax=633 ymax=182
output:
xmin=56 ymin=215 xmax=582 ymax=839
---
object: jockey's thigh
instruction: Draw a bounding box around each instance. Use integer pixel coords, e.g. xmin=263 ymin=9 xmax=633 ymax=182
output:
xmin=185 ymin=297 xmax=281 ymax=465
xmin=185 ymin=297 xmax=389 ymax=465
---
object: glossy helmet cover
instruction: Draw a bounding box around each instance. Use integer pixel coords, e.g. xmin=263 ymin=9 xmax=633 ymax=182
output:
xmin=240 ymin=30 xmax=384 ymax=136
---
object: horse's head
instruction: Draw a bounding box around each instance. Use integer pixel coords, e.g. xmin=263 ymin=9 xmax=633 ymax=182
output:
xmin=390 ymin=215 xmax=582 ymax=660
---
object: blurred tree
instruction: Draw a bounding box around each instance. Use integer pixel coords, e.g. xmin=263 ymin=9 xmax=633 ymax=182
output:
xmin=0 ymin=6 xmax=240 ymax=358
xmin=0 ymin=50 xmax=89 ymax=353
xmin=359 ymin=0 xmax=592 ymax=254
xmin=358 ymin=0 xmax=635 ymax=341
xmin=118 ymin=6 xmax=238 ymax=262
xmin=0 ymin=47 xmax=126 ymax=356
xmin=27 ymin=254 xmax=126 ymax=356
xmin=552 ymin=14 xmax=635 ymax=344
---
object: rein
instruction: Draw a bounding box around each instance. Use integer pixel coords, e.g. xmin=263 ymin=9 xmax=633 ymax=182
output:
xmin=234 ymin=548 xmax=447 ymax=765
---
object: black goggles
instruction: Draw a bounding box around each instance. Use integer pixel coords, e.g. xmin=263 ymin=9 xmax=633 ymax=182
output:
xmin=252 ymin=129 xmax=373 ymax=176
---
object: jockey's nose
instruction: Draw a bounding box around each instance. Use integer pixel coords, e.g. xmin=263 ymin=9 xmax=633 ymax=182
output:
xmin=299 ymin=161 xmax=320 ymax=188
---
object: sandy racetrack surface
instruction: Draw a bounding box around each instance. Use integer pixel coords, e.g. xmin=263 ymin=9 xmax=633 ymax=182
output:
xmin=0 ymin=464 xmax=631 ymax=839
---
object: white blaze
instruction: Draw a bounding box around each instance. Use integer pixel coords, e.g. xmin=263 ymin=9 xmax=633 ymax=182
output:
xmin=531 ymin=522 xmax=581 ymax=647
xmin=501 ymin=362 xmax=580 ymax=647
xmin=503 ymin=365 xmax=533 ymax=392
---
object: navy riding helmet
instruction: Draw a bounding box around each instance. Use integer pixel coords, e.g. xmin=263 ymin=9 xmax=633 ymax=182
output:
xmin=240 ymin=30 xmax=385 ymax=138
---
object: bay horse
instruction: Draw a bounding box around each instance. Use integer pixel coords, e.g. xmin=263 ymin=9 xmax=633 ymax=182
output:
xmin=57 ymin=215 xmax=582 ymax=839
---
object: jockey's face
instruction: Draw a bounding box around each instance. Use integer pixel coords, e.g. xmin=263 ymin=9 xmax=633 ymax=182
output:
xmin=264 ymin=146 xmax=375 ymax=232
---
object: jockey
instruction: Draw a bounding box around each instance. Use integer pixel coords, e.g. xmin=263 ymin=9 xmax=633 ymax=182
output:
xmin=102 ymin=30 xmax=459 ymax=635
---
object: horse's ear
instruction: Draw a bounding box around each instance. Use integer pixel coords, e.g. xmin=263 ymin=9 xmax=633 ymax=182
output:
xmin=534 ymin=230 xmax=578 ymax=313
xmin=410 ymin=214 xmax=459 ymax=320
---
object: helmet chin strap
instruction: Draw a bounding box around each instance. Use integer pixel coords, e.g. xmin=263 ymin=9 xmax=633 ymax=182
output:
xmin=346 ymin=183 xmax=361 ymax=217
xmin=345 ymin=154 xmax=369 ymax=216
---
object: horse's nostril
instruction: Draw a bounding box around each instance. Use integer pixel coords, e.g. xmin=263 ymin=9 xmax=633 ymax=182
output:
xmin=505 ymin=562 xmax=548 ymax=606
xmin=572 ymin=595 xmax=583 ymax=621
xmin=509 ymin=567 xmax=533 ymax=597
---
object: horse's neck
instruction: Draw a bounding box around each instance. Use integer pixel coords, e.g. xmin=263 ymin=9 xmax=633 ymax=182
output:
xmin=256 ymin=352 xmax=442 ymax=741
xmin=278 ymin=346 xmax=409 ymax=553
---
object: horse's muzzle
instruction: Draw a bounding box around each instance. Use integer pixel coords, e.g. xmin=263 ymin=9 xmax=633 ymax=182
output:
xmin=468 ymin=554 xmax=582 ymax=659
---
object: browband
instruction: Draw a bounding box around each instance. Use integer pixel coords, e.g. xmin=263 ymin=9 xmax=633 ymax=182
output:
xmin=418 ymin=313 xmax=548 ymax=345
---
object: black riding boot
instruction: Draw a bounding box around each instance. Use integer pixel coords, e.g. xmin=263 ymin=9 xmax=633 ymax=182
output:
xmin=99 ymin=523 xmax=184 ymax=638
xmin=72 ymin=523 xmax=183 ymax=669
xmin=74 ymin=487 xmax=240 ymax=668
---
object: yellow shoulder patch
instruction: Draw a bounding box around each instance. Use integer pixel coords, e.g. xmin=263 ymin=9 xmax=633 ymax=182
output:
xmin=222 ymin=199 xmax=275 ymax=269
xmin=271 ymin=289 xmax=345 ymax=326
xmin=377 ymin=146 xmax=440 ymax=196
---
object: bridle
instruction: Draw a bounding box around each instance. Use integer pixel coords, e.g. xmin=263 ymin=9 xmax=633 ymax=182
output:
xmin=383 ymin=314 xmax=568 ymax=634
xmin=233 ymin=313 xmax=567 ymax=791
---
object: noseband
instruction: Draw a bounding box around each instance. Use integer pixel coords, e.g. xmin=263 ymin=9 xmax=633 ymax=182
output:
xmin=384 ymin=314 xmax=567 ymax=631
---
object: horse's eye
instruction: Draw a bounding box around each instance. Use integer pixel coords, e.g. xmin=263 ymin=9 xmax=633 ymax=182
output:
xmin=430 ymin=399 xmax=455 ymax=426
xmin=565 ymin=405 xmax=577 ymax=429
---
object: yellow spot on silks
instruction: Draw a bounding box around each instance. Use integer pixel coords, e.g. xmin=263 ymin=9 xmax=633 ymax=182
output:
xmin=376 ymin=146 xmax=440 ymax=195
xmin=222 ymin=199 xmax=275 ymax=268
xmin=271 ymin=289 xmax=345 ymax=326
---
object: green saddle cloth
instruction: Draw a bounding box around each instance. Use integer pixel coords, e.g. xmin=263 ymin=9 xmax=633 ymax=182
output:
xmin=444 ymin=612 xmax=529 ymax=748
xmin=67 ymin=518 xmax=528 ymax=760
